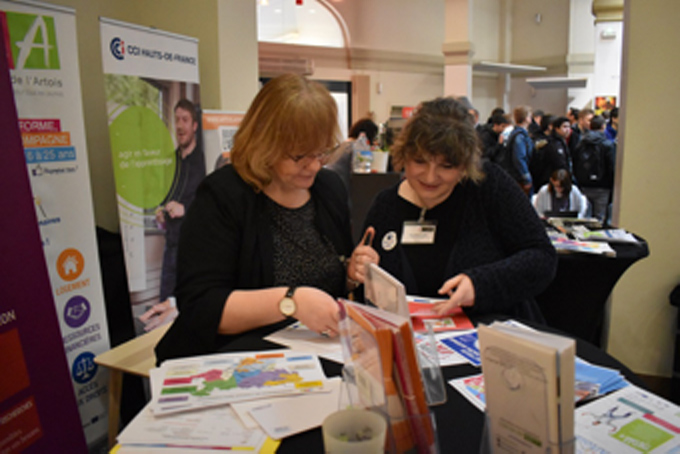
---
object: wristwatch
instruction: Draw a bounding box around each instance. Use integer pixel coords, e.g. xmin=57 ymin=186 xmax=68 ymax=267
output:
xmin=279 ymin=286 xmax=297 ymax=319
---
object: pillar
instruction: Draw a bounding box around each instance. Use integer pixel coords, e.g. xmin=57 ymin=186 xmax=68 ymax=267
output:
xmin=442 ymin=0 xmax=473 ymax=97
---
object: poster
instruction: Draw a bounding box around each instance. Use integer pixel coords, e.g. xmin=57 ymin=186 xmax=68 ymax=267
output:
xmin=100 ymin=18 xmax=201 ymax=335
xmin=1 ymin=0 xmax=110 ymax=450
xmin=594 ymin=95 xmax=617 ymax=116
xmin=201 ymin=109 xmax=243 ymax=172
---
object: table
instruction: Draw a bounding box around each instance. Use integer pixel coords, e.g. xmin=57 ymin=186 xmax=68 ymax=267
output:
xmin=536 ymin=235 xmax=649 ymax=347
xmin=95 ymin=322 xmax=171 ymax=449
xmin=217 ymin=319 xmax=646 ymax=454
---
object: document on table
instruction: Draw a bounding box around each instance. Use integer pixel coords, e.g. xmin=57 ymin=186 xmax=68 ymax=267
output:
xmin=246 ymin=377 xmax=343 ymax=440
xmin=265 ymin=321 xmax=344 ymax=363
xmin=151 ymin=350 xmax=329 ymax=415
xmin=116 ymin=401 xmax=271 ymax=451
xmin=576 ymin=384 xmax=680 ymax=453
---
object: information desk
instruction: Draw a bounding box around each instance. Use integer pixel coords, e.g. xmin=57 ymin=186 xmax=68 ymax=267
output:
xmin=216 ymin=320 xmax=645 ymax=453
xmin=536 ymin=235 xmax=649 ymax=347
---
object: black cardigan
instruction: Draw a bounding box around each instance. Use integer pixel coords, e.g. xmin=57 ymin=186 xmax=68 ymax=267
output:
xmin=362 ymin=161 xmax=557 ymax=322
xmin=156 ymin=165 xmax=354 ymax=363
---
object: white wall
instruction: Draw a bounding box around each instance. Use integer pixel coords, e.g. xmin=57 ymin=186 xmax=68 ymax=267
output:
xmin=608 ymin=0 xmax=680 ymax=376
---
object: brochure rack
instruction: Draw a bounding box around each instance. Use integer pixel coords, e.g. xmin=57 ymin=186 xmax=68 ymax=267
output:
xmin=338 ymin=299 xmax=441 ymax=454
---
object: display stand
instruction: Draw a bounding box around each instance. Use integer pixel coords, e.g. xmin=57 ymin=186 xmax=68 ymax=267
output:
xmin=337 ymin=299 xmax=442 ymax=453
xmin=478 ymin=414 xmax=575 ymax=454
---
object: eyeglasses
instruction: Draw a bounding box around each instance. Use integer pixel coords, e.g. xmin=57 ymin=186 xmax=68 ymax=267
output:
xmin=287 ymin=145 xmax=339 ymax=166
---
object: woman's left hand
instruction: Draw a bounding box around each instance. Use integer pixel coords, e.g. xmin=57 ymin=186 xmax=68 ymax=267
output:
xmin=432 ymin=274 xmax=475 ymax=315
xmin=347 ymin=227 xmax=380 ymax=284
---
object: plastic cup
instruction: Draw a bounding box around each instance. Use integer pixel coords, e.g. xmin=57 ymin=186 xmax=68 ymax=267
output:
xmin=371 ymin=151 xmax=389 ymax=173
xmin=322 ymin=409 xmax=387 ymax=453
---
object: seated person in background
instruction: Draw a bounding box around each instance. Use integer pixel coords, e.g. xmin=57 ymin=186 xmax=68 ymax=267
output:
xmin=156 ymin=74 xmax=377 ymax=363
xmin=532 ymin=168 xmax=589 ymax=219
xmin=360 ymin=97 xmax=557 ymax=323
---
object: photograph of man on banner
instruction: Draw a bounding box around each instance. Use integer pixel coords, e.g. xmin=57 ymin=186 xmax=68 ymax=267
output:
xmin=105 ymin=75 xmax=204 ymax=335
xmin=140 ymin=99 xmax=205 ymax=331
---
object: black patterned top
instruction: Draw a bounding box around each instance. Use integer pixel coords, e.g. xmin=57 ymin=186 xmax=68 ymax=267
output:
xmin=266 ymin=196 xmax=344 ymax=296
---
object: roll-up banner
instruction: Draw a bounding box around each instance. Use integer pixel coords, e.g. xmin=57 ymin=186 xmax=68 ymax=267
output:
xmin=99 ymin=18 xmax=201 ymax=335
xmin=1 ymin=0 xmax=110 ymax=450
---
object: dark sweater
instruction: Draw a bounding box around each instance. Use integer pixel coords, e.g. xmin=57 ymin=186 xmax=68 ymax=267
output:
xmin=362 ymin=161 xmax=556 ymax=322
xmin=156 ymin=165 xmax=354 ymax=363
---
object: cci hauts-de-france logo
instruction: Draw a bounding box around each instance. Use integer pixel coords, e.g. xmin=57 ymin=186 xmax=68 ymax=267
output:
xmin=2 ymin=10 xmax=60 ymax=70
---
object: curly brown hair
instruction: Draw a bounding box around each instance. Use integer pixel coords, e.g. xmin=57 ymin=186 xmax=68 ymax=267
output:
xmin=390 ymin=97 xmax=484 ymax=184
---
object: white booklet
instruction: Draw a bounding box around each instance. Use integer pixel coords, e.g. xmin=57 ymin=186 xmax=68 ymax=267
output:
xmin=478 ymin=323 xmax=576 ymax=453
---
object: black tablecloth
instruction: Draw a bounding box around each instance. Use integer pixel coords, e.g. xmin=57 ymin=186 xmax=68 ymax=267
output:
xmin=219 ymin=319 xmax=645 ymax=454
xmin=536 ymin=235 xmax=649 ymax=347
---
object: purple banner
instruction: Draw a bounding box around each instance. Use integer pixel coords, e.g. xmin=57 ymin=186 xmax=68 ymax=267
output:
xmin=0 ymin=22 xmax=87 ymax=454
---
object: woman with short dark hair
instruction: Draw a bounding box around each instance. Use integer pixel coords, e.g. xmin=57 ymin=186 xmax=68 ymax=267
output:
xmin=360 ymin=97 xmax=556 ymax=322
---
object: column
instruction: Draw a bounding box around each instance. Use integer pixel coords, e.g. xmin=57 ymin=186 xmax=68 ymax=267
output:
xmin=567 ymin=0 xmax=597 ymax=109
xmin=442 ymin=0 xmax=473 ymax=97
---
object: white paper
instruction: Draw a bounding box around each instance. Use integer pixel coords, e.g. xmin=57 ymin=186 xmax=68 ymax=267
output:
xmin=117 ymin=402 xmax=268 ymax=450
xmin=247 ymin=377 xmax=343 ymax=440
xmin=575 ymin=384 xmax=680 ymax=453
xmin=264 ymin=321 xmax=344 ymax=363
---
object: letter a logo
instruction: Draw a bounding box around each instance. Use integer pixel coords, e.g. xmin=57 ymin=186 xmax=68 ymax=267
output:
xmin=4 ymin=12 xmax=60 ymax=70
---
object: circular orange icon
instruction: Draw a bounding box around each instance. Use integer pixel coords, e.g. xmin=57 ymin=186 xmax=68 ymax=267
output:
xmin=56 ymin=248 xmax=85 ymax=281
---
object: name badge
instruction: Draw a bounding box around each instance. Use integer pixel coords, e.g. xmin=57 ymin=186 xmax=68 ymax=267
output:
xmin=401 ymin=221 xmax=437 ymax=244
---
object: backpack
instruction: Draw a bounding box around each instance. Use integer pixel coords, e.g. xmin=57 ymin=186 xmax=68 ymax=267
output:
xmin=491 ymin=129 xmax=524 ymax=183
xmin=572 ymin=139 xmax=604 ymax=186
xmin=529 ymin=137 xmax=549 ymax=188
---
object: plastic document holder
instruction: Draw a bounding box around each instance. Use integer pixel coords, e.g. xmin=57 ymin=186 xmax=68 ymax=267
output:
xmin=338 ymin=298 xmax=440 ymax=454
xmin=364 ymin=263 xmax=447 ymax=407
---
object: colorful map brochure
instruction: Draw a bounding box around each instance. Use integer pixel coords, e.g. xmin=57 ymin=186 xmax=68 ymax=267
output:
xmin=151 ymin=350 xmax=328 ymax=415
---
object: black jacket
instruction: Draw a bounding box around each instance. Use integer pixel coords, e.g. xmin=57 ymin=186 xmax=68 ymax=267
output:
xmin=156 ymin=165 xmax=354 ymax=363
xmin=573 ymin=131 xmax=616 ymax=189
xmin=362 ymin=162 xmax=556 ymax=322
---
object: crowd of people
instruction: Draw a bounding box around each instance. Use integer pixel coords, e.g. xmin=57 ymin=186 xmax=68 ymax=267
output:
xmin=476 ymin=104 xmax=618 ymax=223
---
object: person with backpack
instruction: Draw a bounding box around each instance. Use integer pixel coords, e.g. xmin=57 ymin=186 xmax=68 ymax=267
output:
xmin=495 ymin=106 xmax=534 ymax=196
xmin=572 ymin=115 xmax=616 ymax=223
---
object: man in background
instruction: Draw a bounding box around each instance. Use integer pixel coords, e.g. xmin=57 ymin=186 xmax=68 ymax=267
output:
xmin=572 ymin=115 xmax=616 ymax=224
xmin=569 ymin=108 xmax=594 ymax=161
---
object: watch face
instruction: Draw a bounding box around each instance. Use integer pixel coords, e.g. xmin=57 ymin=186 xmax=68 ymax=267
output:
xmin=280 ymin=297 xmax=296 ymax=317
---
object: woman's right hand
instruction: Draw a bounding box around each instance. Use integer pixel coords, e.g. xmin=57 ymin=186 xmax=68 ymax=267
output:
xmin=293 ymin=287 xmax=342 ymax=337
xmin=347 ymin=227 xmax=380 ymax=284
